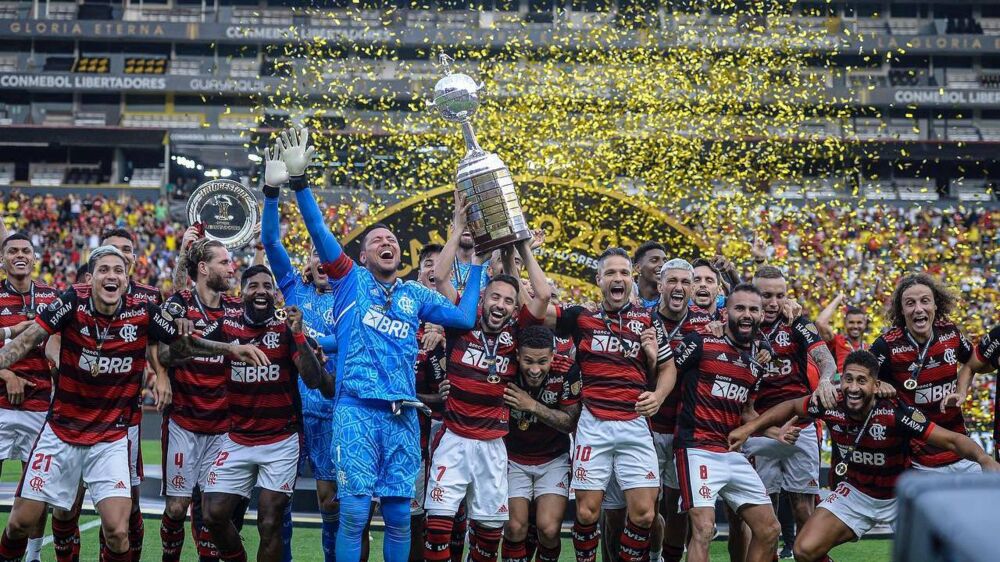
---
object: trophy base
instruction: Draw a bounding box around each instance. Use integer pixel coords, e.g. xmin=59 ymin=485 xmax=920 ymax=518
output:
xmin=474 ymin=228 xmax=533 ymax=256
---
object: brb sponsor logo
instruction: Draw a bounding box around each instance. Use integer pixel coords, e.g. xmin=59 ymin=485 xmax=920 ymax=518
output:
xmin=461 ymin=347 xmax=511 ymax=373
xmin=79 ymin=351 xmax=133 ymax=374
xmin=915 ymin=380 xmax=957 ymax=404
xmin=231 ymin=363 xmax=281 ymax=383
xmin=711 ymin=376 xmax=749 ymax=403
xmin=591 ymin=334 xmax=639 ymax=358
xmin=362 ymin=308 xmax=410 ymax=339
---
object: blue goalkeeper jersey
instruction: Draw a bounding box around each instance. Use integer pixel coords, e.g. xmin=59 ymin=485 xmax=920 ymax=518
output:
xmin=292 ymin=183 xmax=482 ymax=402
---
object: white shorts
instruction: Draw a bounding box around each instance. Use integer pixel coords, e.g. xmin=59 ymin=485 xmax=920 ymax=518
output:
xmin=602 ymin=475 xmax=625 ymax=510
xmin=675 ymin=448 xmax=771 ymax=512
xmin=911 ymin=458 xmax=982 ymax=474
xmin=411 ymin=460 xmax=427 ymax=516
xmin=127 ymin=424 xmax=142 ymax=487
xmin=18 ymin=423 xmax=132 ymax=511
xmin=161 ymin=419 xmax=225 ymax=497
xmin=571 ymin=407 xmax=658 ymax=493
xmin=508 ymin=455 xmax=571 ymax=500
xmin=818 ymin=482 xmax=896 ymax=539
xmin=203 ymin=433 xmax=299 ymax=498
xmin=0 ymin=408 xmax=46 ymax=463
xmin=743 ymin=424 xmax=820 ymax=495
xmin=424 ymin=429 xmax=508 ymax=522
xmin=653 ymin=431 xmax=679 ymax=490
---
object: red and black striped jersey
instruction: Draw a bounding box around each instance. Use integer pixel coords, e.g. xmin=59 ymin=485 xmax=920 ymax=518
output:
xmin=674 ymin=332 xmax=763 ymax=453
xmin=201 ymin=312 xmax=302 ymax=446
xmin=755 ymin=316 xmax=824 ymax=417
xmin=163 ymin=290 xmax=243 ymax=435
xmin=506 ymin=357 xmax=581 ymax=465
xmin=554 ymin=303 xmax=672 ymax=421
xmin=443 ymin=307 xmax=541 ymax=440
xmin=870 ymin=320 xmax=972 ymax=467
xmin=37 ymin=284 xmax=178 ymax=445
xmin=0 ymin=280 xmax=59 ymax=412
xmin=974 ymin=325 xmax=1000 ymax=369
xmin=128 ymin=281 xmax=163 ymax=306
xmin=415 ymin=322 xmax=447 ymax=422
xmin=806 ymin=396 xmax=934 ymax=499
xmin=650 ymin=307 xmax=714 ymax=434
xmin=126 ymin=280 xmax=162 ymax=425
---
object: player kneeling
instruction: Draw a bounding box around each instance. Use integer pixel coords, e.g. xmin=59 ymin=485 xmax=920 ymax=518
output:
xmin=501 ymin=325 xmax=582 ymax=562
xmin=165 ymin=265 xmax=334 ymax=562
xmin=728 ymin=350 xmax=1000 ymax=562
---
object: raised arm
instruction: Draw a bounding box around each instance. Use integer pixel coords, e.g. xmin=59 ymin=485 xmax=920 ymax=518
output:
xmin=0 ymin=323 xmax=48 ymax=371
xmin=260 ymin=143 xmax=297 ymax=281
xmin=279 ymin=128 xmax=342 ymax=264
xmin=517 ymin=239 xmax=551 ymax=320
xmin=434 ymin=190 xmax=472 ymax=304
xmin=172 ymin=226 xmax=200 ymax=290
xmin=815 ymin=293 xmax=844 ymax=342
xmin=423 ymin=265 xmax=484 ymax=330
xmin=286 ymin=307 xmax=335 ymax=398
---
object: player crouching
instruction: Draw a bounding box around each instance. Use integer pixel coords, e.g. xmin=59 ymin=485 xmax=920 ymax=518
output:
xmin=728 ymin=350 xmax=1000 ymax=562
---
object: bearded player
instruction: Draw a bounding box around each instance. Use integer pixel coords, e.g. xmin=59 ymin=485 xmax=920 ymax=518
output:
xmin=424 ymin=213 xmax=550 ymax=561
xmin=158 ymin=238 xmax=243 ymax=562
xmin=286 ymin=128 xmax=483 ymax=562
xmin=0 ymin=246 xmax=261 ymax=562
xmin=167 ymin=265 xmax=333 ymax=562
xmin=263 ymin=143 xmax=340 ymax=561
xmin=500 ymin=325 xmax=581 ymax=562
xmin=729 ymin=350 xmax=999 ymax=561
xmin=743 ymin=266 xmax=837 ymax=536
xmin=544 ymin=247 xmax=676 ymax=562
xmin=673 ymin=283 xmax=795 ymax=562
xmin=870 ymin=273 xmax=978 ymax=473
xmin=0 ymin=233 xmax=59 ymax=562
xmin=650 ymin=258 xmax=714 ymax=562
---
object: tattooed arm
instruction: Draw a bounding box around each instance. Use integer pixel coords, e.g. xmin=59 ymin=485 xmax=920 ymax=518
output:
xmin=167 ymin=335 xmax=269 ymax=365
xmin=292 ymin=337 xmax=335 ymax=398
xmin=0 ymin=324 xmax=48 ymax=371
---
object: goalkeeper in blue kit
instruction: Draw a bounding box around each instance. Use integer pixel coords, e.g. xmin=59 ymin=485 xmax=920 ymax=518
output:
xmin=279 ymin=128 xmax=483 ymax=562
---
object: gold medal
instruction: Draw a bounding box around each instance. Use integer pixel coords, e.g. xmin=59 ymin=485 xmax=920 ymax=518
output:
xmin=487 ymin=373 xmax=501 ymax=384
xmin=834 ymin=462 xmax=848 ymax=476
xmin=91 ymin=362 xmax=100 ymax=377
xmin=518 ymin=418 xmax=530 ymax=431
xmin=25 ymin=310 xmax=35 ymax=320
xmin=903 ymin=378 xmax=918 ymax=391
xmin=274 ymin=307 xmax=287 ymax=321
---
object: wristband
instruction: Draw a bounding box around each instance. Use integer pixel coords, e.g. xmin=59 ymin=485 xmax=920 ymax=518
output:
xmin=263 ymin=184 xmax=280 ymax=198
xmin=289 ymin=176 xmax=308 ymax=192
xmin=293 ymin=331 xmax=307 ymax=346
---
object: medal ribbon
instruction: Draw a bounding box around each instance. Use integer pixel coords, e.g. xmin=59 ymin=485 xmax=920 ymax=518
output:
xmin=453 ymin=258 xmax=470 ymax=292
xmin=599 ymin=305 xmax=628 ymax=356
xmin=378 ymin=279 xmax=399 ymax=311
xmin=89 ymin=296 xmax=122 ymax=376
xmin=904 ymin=329 xmax=935 ymax=388
xmin=659 ymin=308 xmax=689 ymax=342
xmin=837 ymin=405 xmax=877 ymax=475
xmin=477 ymin=330 xmax=502 ymax=381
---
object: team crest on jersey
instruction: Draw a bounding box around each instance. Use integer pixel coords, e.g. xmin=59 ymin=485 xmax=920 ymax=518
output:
xmin=775 ymin=331 xmax=791 ymax=347
xmin=869 ymin=423 xmax=887 ymax=441
xmin=911 ymin=410 xmax=927 ymax=423
xmin=47 ymin=298 xmax=63 ymax=312
xmin=119 ymin=323 xmax=138 ymax=343
xmin=262 ymin=331 xmax=281 ymax=350
xmin=943 ymin=348 xmax=957 ymax=365
xmin=397 ymin=295 xmax=416 ymax=315
xmin=498 ymin=331 xmax=514 ymax=346
xmin=541 ymin=390 xmax=558 ymax=404
xmin=627 ymin=320 xmax=644 ymax=335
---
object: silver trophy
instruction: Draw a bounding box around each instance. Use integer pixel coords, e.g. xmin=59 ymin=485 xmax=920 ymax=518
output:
xmin=186 ymin=179 xmax=260 ymax=249
xmin=430 ymin=54 xmax=531 ymax=255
